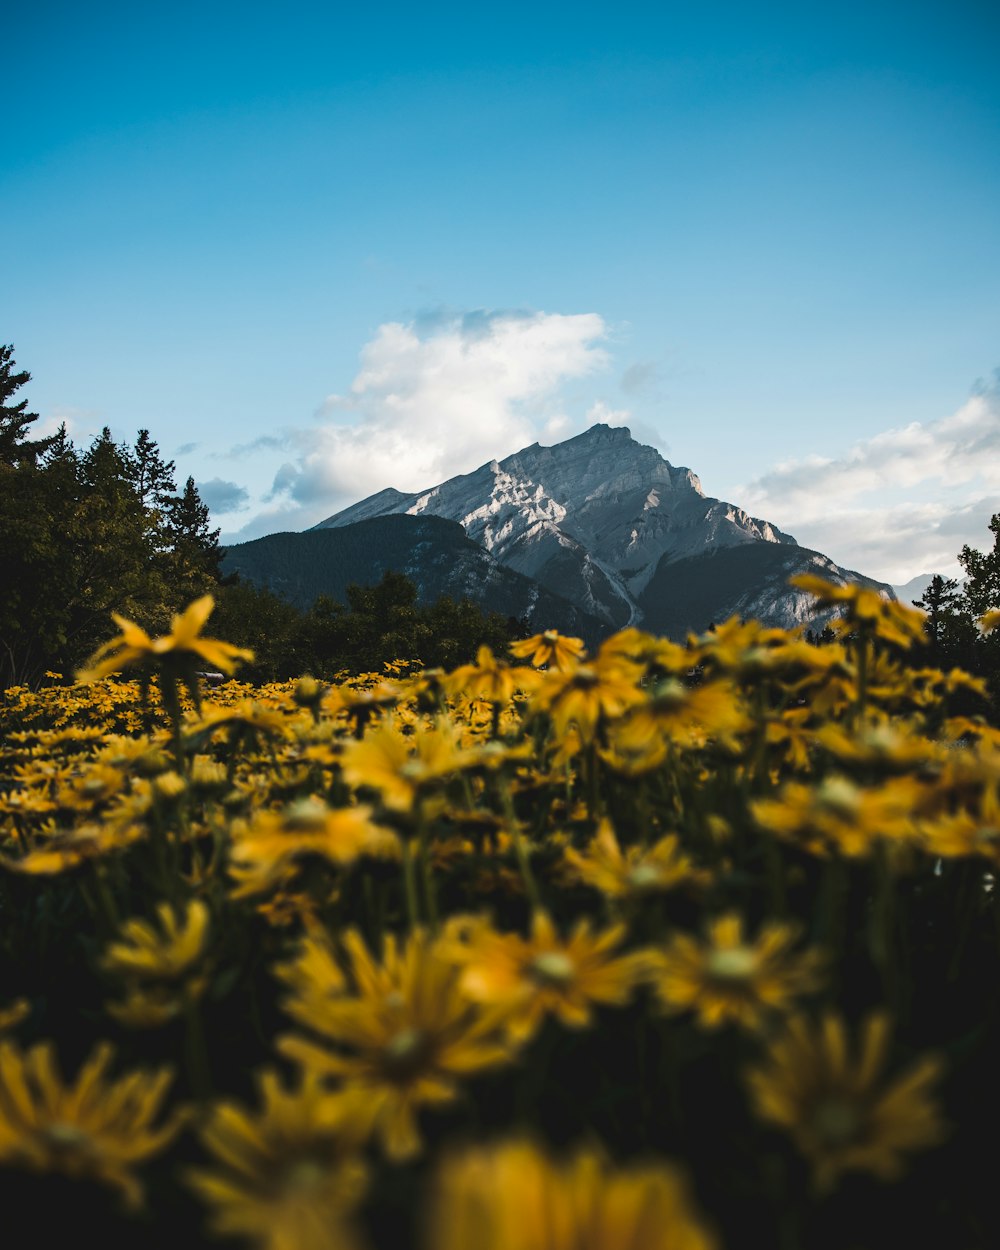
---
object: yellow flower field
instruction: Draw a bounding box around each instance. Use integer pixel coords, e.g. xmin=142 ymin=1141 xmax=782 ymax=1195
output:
xmin=1 ymin=583 xmax=999 ymax=1248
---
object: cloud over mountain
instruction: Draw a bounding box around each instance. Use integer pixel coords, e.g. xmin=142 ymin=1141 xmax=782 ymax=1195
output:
xmin=267 ymin=310 xmax=614 ymax=514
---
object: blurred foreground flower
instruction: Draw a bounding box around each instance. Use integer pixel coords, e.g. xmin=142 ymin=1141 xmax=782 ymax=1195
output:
xmin=278 ymin=928 xmax=514 ymax=1160
xmin=426 ymin=1137 xmax=716 ymax=1250
xmin=103 ymin=899 xmax=211 ymax=1027
xmin=746 ymin=1012 xmax=946 ymax=1191
xmin=188 ymin=1069 xmax=368 ymax=1250
xmin=0 ymin=1039 xmax=182 ymax=1207
xmin=75 ymin=595 xmax=253 ymax=707
xmin=790 ymin=575 xmax=927 ymax=649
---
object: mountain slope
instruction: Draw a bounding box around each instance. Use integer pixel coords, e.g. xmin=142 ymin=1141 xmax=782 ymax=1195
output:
xmin=313 ymin=423 xmax=886 ymax=630
xmin=221 ymin=514 xmax=607 ymax=644
xmin=638 ymin=542 xmax=893 ymax=639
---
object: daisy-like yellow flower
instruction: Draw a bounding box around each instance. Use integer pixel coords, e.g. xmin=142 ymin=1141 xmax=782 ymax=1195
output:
xmin=228 ymin=799 xmax=399 ymax=899
xmin=612 ymin=677 xmax=749 ymax=761
xmin=752 ymin=774 xmax=925 ymax=858
xmin=510 ymin=629 xmax=587 ymax=671
xmin=790 ymin=574 xmax=927 ymax=649
xmin=530 ymin=656 xmax=644 ymax=743
xmin=188 ymin=1068 xmax=369 ymax=1250
xmin=978 ymin=608 xmax=1000 ymax=634
xmin=339 ymin=717 xmax=471 ymax=813
xmin=643 ymin=913 xmax=825 ymax=1032
xmin=75 ymin=595 xmax=253 ymax=684
xmin=746 ymin=1012 xmax=946 ymax=1191
xmin=102 ymin=899 xmax=211 ymax=1028
xmin=426 ymin=1137 xmax=717 ymax=1250
xmin=445 ymin=909 xmax=643 ymax=1044
xmin=0 ymin=818 xmax=144 ymax=875
xmin=445 ymin=645 xmax=540 ymax=706
xmin=0 ymin=1039 xmax=182 ymax=1208
xmin=278 ymin=927 xmax=514 ymax=1160
xmin=562 ymin=819 xmax=707 ymax=901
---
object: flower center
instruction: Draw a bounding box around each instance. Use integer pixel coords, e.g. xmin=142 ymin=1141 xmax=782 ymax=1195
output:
xmin=283 ymin=800 xmax=329 ymax=833
xmin=812 ymin=1098 xmax=862 ymax=1146
xmin=706 ymin=946 xmax=758 ymax=981
xmin=530 ymin=951 xmax=575 ymax=986
xmin=627 ymin=864 xmax=663 ymax=891
xmin=282 ymin=1158 xmax=327 ymax=1193
xmin=817 ymin=777 xmax=861 ymax=818
xmin=42 ymin=1122 xmax=90 ymax=1152
xmin=383 ymin=1027 xmax=428 ymax=1077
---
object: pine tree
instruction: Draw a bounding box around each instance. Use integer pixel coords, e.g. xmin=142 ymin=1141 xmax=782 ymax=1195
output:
xmin=959 ymin=514 xmax=1000 ymax=617
xmin=0 ymin=344 xmax=55 ymax=465
xmin=915 ymin=574 xmax=975 ymax=668
xmin=165 ymin=476 xmax=223 ymax=604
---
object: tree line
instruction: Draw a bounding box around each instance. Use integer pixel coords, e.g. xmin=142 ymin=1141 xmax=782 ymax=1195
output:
xmin=0 ymin=345 xmax=522 ymax=687
xmin=3 ymin=341 xmax=1000 ymax=693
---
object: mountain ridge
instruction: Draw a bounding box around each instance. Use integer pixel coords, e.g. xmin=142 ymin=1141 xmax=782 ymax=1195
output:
xmin=312 ymin=423 xmax=887 ymax=630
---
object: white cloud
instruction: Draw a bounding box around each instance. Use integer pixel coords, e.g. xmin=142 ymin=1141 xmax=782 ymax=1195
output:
xmin=738 ymin=376 xmax=1000 ymax=583
xmin=268 ymin=310 xmax=611 ymax=514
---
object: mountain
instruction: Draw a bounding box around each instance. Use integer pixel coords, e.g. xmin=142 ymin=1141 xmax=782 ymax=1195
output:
xmin=221 ymin=514 xmax=607 ymax=644
xmin=891 ymin=574 xmax=938 ymax=606
xmin=312 ymin=424 xmax=893 ymax=637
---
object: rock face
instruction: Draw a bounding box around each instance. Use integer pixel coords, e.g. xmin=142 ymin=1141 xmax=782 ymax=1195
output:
xmin=313 ymin=424 xmax=892 ymax=637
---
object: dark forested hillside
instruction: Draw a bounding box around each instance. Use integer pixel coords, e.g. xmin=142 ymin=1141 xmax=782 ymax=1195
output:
xmin=221 ymin=514 xmax=605 ymax=643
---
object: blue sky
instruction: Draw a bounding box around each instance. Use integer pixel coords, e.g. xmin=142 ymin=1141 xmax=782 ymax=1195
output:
xmin=4 ymin=0 xmax=999 ymax=582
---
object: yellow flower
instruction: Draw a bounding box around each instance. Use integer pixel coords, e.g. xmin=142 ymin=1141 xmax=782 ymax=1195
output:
xmin=612 ymin=677 xmax=749 ymax=759
xmin=426 ymin=1137 xmax=717 ymax=1250
xmin=790 ymin=575 xmax=927 ymax=649
xmin=530 ymin=657 xmax=644 ymax=743
xmin=752 ymin=775 xmax=924 ymax=858
xmin=339 ymin=718 xmax=470 ymax=813
xmin=76 ymin=595 xmax=253 ymax=684
xmin=445 ymin=645 xmax=540 ymax=705
xmin=643 ymin=914 xmax=825 ymax=1031
xmin=747 ymin=1013 xmax=946 ymax=1191
xmin=0 ymin=998 xmax=29 ymax=1034
xmin=977 ymin=607 xmax=1000 ymax=634
xmin=445 ymin=910 xmax=643 ymax=1044
xmin=103 ymin=899 xmax=210 ymax=1027
xmin=0 ymin=1039 xmax=182 ymax=1208
xmin=510 ymin=629 xmax=587 ymax=671
xmin=228 ymin=799 xmax=399 ymax=899
xmin=562 ymin=820 xmax=707 ymax=901
xmin=188 ymin=1068 xmax=369 ymax=1250
xmin=0 ymin=819 xmax=144 ymax=875
xmin=278 ymin=928 xmax=514 ymax=1160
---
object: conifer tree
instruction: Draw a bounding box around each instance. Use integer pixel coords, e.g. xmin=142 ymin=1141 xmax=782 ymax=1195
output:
xmin=0 ymin=344 xmax=55 ymax=465
xmin=165 ymin=476 xmax=223 ymax=603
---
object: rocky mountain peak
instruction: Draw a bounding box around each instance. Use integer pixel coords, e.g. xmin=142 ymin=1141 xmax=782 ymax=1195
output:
xmin=311 ymin=423 xmax=883 ymax=632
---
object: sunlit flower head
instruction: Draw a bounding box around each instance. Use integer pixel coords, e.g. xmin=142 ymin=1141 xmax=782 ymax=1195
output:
xmin=509 ymin=630 xmax=587 ymax=671
xmin=444 ymin=909 xmax=643 ymax=1044
xmin=188 ymin=1068 xmax=369 ymax=1250
xmin=426 ymin=1137 xmax=717 ymax=1250
xmin=228 ymin=799 xmax=399 ymax=899
xmin=643 ymin=913 xmax=825 ymax=1032
xmin=790 ymin=575 xmax=927 ymax=649
xmin=76 ymin=595 xmax=253 ymax=685
xmin=278 ymin=928 xmax=514 ymax=1160
xmin=0 ymin=1039 xmax=182 ymax=1208
xmin=562 ymin=820 xmax=707 ymax=902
